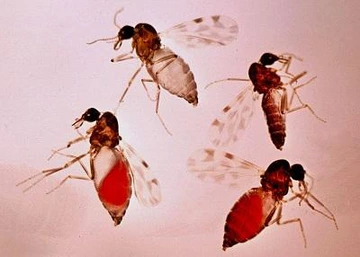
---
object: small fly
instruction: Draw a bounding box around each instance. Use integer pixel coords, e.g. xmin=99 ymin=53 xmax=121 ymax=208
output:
xmin=188 ymin=149 xmax=338 ymax=250
xmin=207 ymin=53 xmax=325 ymax=150
xmin=17 ymin=108 xmax=161 ymax=226
xmin=88 ymin=8 xmax=238 ymax=133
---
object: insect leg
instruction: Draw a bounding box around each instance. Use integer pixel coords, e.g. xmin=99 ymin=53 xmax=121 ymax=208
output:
xmin=17 ymin=152 xmax=90 ymax=193
xmin=285 ymin=75 xmax=326 ymax=122
xmin=47 ymin=131 xmax=91 ymax=160
xmin=113 ymin=63 xmax=144 ymax=114
xmin=287 ymin=187 xmax=338 ymax=230
xmin=154 ymin=84 xmax=172 ymax=135
xmin=140 ymin=78 xmax=172 ymax=135
xmin=141 ymin=78 xmax=158 ymax=101
xmin=46 ymin=175 xmax=91 ymax=194
xmin=205 ymin=78 xmax=249 ymax=89
xmin=111 ymin=52 xmax=136 ymax=63
xmin=270 ymin=203 xmax=307 ymax=248
xmin=278 ymin=53 xmax=303 ymax=77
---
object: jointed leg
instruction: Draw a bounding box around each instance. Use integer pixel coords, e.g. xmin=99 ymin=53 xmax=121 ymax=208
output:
xmin=278 ymin=53 xmax=303 ymax=77
xmin=205 ymin=78 xmax=250 ymax=89
xmin=17 ymin=151 xmax=90 ymax=193
xmin=139 ymin=79 xmax=172 ymax=135
xmin=47 ymin=132 xmax=90 ymax=161
xmin=154 ymin=85 xmax=172 ymax=135
xmin=279 ymin=75 xmax=325 ymax=122
xmin=114 ymin=63 xmax=144 ymax=114
xmin=141 ymin=78 xmax=158 ymax=101
xmin=270 ymin=203 xmax=307 ymax=247
xmin=287 ymin=188 xmax=338 ymax=230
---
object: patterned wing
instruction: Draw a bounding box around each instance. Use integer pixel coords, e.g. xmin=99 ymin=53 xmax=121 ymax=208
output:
xmin=209 ymin=85 xmax=258 ymax=147
xmin=120 ymin=140 xmax=161 ymax=206
xmin=160 ymin=15 xmax=239 ymax=48
xmin=188 ymin=148 xmax=265 ymax=187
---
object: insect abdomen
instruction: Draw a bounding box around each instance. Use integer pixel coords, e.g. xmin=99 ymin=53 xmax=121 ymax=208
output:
xmin=93 ymin=147 xmax=132 ymax=226
xmin=261 ymin=91 xmax=286 ymax=150
xmin=146 ymin=47 xmax=198 ymax=105
xmin=223 ymin=188 xmax=275 ymax=250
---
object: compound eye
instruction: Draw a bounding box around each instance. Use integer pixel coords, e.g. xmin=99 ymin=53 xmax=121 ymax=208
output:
xmin=289 ymin=164 xmax=305 ymax=181
xmin=83 ymin=108 xmax=101 ymax=122
xmin=259 ymin=53 xmax=279 ymax=66
xmin=118 ymin=25 xmax=134 ymax=40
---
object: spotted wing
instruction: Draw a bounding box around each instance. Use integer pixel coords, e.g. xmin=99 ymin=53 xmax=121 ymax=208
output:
xmin=209 ymin=85 xmax=258 ymax=147
xmin=120 ymin=140 xmax=161 ymax=206
xmin=160 ymin=15 xmax=239 ymax=48
xmin=188 ymin=148 xmax=265 ymax=187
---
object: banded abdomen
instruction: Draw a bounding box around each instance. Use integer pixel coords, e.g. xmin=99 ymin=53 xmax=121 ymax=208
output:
xmin=146 ymin=47 xmax=198 ymax=105
xmin=261 ymin=89 xmax=286 ymax=150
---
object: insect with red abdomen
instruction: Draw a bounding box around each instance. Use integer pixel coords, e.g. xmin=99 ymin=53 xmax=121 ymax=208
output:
xmin=88 ymin=8 xmax=238 ymax=133
xmin=207 ymin=52 xmax=325 ymax=150
xmin=188 ymin=149 xmax=338 ymax=250
xmin=17 ymin=108 xmax=161 ymax=226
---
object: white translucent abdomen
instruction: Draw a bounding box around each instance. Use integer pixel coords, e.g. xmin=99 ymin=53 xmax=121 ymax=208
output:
xmin=146 ymin=47 xmax=198 ymax=105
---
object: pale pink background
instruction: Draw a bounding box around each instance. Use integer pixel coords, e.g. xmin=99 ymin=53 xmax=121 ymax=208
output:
xmin=1 ymin=0 xmax=359 ymax=256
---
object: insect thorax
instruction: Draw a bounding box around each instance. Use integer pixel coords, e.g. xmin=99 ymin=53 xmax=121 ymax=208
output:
xmin=90 ymin=113 xmax=120 ymax=149
xmin=249 ymin=63 xmax=282 ymax=94
xmin=133 ymin=23 xmax=161 ymax=62
xmin=260 ymin=167 xmax=291 ymax=199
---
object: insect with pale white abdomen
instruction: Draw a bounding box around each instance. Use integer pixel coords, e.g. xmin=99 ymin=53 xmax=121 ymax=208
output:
xmin=207 ymin=53 xmax=325 ymax=150
xmin=188 ymin=148 xmax=338 ymax=250
xmin=17 ymin=108 xmax=161 ymax=226
xmin=88 ymin=8 xmax=238 ymax=133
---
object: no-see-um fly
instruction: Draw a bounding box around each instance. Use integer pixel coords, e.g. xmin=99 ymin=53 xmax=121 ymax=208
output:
xmin=88 ymin=8 xmax=238 ymax=133
xmin=188 ymin=149 xmax=338 ymax=250
xmin=17 ymin=108 xmax=161 ymax=226
xmin=207 ymin=53 xmax=325 ymax=150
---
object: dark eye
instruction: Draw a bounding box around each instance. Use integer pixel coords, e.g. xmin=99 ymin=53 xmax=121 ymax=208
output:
xmin=83 ymin=108 xmax=101 ymax=122
xmin=259 ymin=53 xmax=279 ymax=66
xmin=118 ymin=25 xmax=134 ymax=40
xmin=289 ymin=164 xmax=305 ymax=181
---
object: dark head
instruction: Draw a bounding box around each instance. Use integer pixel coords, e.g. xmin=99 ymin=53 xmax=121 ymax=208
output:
xmin=288 ymin=164 xmax=306 ymax=182
xmin=114 ymin=25 xmax=135 ymax=50
xmin=259 ymin=53 xmax=280 ymax=66
xmin=72 ymin=108 xmax=101 ymax=129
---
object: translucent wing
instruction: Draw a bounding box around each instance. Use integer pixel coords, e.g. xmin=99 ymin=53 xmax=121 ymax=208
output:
xmin=120 ymin=140 xmax=161 ymax=206
xmin=188 ymin=148 xmax=265 ymax=187
xmin=160 ymin=15 xmax=239 ymax=48
xmin=209 ymin=85 xmax=258 ymax=147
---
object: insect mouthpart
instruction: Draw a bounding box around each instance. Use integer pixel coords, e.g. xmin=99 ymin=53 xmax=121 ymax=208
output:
xmin=114 ymin=25 xmax=135 ymax=50
xmin=72 ymin=108 xmax=101 ymax=129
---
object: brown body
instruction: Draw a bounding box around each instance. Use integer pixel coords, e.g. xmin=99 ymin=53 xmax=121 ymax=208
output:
xmin=89 ymin=112 xmax=120 ymax=150
xmin=131 ymin=24 xmax=161 ymax=64
xmin=249 ymin=62 xmax=286 ymax=150
xmin=122 ymin=23 xmax=198 ymax=105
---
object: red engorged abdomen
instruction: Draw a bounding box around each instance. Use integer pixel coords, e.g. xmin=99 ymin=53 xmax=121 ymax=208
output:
xmin=223 ymin=188 xmax=275 ymax=250
xmin=97 ymin=159 xmax=131 ymax=206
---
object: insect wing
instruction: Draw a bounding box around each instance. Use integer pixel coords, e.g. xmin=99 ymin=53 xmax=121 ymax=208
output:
xmin=188 ymin=149 xmax=265 ymax=187
xmin=120 ymin=140 xmax=161 ymax=206
xmin=160 ymin=15 xmax=239 ymax=48
xmin=209 ymin=85 xmax=257 ymax=147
